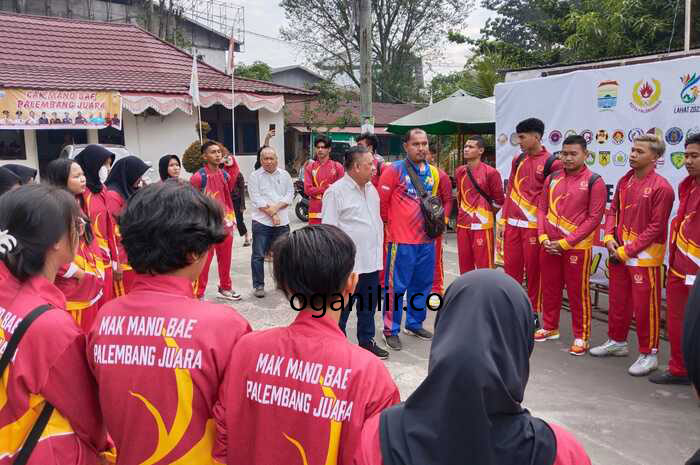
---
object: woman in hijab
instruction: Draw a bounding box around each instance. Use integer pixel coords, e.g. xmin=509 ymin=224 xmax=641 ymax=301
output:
xmin=105 ymin=155 xmax=150 ymax=295
xmin=683 ymin=279 xmax=700 ymax=465
xmin=75 ymin=144 xmax=118 ymax=305
xmin=0 ymin=166 xmax=20 ymax=196
xmin=44 ymin=158 xmax=106 ymax=332
xmin=159 ymin=154 xmax=181 ymax=181
xmin=356 ymin=269 xmax=591 ymax=465
xmin=3 ymin=163 xmax=37 ymax=184
xmin=220 ymin=144 xmax=250 ymax=246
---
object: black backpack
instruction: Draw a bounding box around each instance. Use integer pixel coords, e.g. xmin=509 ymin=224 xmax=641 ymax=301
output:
xmin=404 ymin=161 xmax=445 ymax=239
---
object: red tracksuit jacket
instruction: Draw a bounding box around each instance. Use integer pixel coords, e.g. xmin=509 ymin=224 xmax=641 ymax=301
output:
xmin=218 ymin=311 xmax=400 ymax=465
xmin=669 ymin=176 xmax=700 ymax=277
xmin=455 ymin=162 xmax=505 ymax=230
xmin=0 ymin=264 xmax=108 ymax=465
xmin=190 ymin=165 xmax=237 ymax=233
xmin=55 ymin=236 xmax=107 ymax=331
xmin=537 ymin=168 xmax=607 ymax=250
xmin=353 ymin=415 xmax=591 ymax=465
xmin=83 ymin=188 xmax=118 ymax=271
xmin=604 ymin=169 xmax=674 ymax=266
xmin=86 ymin=274 xmax=251 ymax=465
xmin=105 ymin=190 xmax=131 ymax=275
xmin=504 ymin=148 xmax=563 ymax=229
xmin=304 ymin=158 xmax=345 ymax=221
xmin=379 ymin=160 xmax=441 ymax=245
xmin=435 ymin=165 xmax=454 ymax=225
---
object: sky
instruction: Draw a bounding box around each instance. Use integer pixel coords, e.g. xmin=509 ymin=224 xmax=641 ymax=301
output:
xmin=235 ymin=0 xmax=494 ymax=81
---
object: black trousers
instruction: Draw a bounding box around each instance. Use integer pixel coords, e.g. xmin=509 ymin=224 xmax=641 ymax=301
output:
xmin=233 ymin=196 xmax=248 ymax=237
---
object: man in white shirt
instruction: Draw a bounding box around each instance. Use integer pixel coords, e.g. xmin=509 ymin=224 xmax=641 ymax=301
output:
xmin=322 ymin=146 xmax=389 ymax=359
xmin=248 ymin=146 xmax=294 ymax=298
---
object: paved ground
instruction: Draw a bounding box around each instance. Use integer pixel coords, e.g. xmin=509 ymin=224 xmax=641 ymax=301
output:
xmin=202 ymin=205 xmax=699 ymax=465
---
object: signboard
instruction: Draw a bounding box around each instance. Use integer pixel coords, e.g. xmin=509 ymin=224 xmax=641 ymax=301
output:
xmin=495 ymin=55 xmax=699 ymax=286
xmin=0 ymin=89 xmax=122 ymax=130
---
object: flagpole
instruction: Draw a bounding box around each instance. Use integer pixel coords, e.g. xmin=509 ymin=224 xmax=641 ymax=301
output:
xmin=198 ymin=105 xmax=203 ymax=144
xmin=230 ymin=33 xmax=236 ymax=154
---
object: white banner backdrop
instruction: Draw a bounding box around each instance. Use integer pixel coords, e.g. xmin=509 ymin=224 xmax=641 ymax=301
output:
xmin=495 ymin=55 xmax=700 ymax=286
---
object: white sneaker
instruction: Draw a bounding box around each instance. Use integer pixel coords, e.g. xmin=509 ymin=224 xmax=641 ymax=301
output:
xmin=628 ymin=354 xmax=658 ymax=377
xmin=589 ymin=339 xmax=629 ymax=357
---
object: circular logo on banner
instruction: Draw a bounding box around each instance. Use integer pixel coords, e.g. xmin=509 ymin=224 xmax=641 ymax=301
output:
xmin=631 ymin=78 xmax=662 ymax=113
xmin=612 ymin=130 xmax=625 ymax=145
xmin=688 ymin=127 xmax=700 ymax=140
xmin=581 ymin=130 xmax=593 ymax=144
xmin=647 ymin=127 xmax=664 ymax=140
xmin=498 ymin=133 xmax=508 ymax=146
xmin=564 ymin=129 xmax=577 ymax=139
xmin=510 ymin=133 xmax=519 ymax=146
xmin=599 ymin=151 xmax=611 ymax=167
xmin=596 ymin=129 xmax=609 ymax=144
xmin=613 ymin=151 xmax=628 ymax=166
xmin=549 ymin=130 xmax=562 ymax=144
xmin=628 ymin=128 xmax=645 ymax=143
xmin=666 ymin=127 xmax=684 ymax=145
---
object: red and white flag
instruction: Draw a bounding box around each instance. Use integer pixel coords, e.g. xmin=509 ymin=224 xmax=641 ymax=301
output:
xmin=227 ymin=34 xmax=236 ymax=75
xmin=189 ymin=51 xmax=200 ymax=107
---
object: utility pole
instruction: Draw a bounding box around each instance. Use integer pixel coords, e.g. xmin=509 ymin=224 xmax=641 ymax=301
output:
xmin=685 ymin=0 xmax=692 ymax=51
xmin=359 ymin=0 xmax=374 ymax=134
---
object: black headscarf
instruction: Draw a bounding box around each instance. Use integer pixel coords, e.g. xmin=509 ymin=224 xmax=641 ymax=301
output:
xmin=105 ymin=156 xmax=150 ymax=200
xmin=0 ymin=167 xmax=20 ymax=196
xmin=158 ymin=154 xmax=181 ymax=181
xmin=380 ymin=269 xmax=557 ymax=465
xmin=74 ymin=145 xmax=115 ymax=194
xmin=3 ymin=164 xmax=37 ymax=184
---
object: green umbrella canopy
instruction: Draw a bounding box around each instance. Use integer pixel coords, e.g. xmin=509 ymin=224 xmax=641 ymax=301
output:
xmin=387 ymin=93 xmax=495 ymax=135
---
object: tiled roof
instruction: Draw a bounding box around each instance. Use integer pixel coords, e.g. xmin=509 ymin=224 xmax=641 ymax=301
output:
xmin=285 ymin=100 xmax=423 ymax=127
xmin=0 ymin=12 xmax=315 ymax=96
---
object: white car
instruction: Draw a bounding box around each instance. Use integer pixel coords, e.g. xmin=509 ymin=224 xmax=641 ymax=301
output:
xmin=59 ymin=144 xmax=155 ymax=183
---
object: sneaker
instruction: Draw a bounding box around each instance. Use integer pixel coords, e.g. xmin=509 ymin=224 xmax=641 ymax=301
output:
xmin=403 ymin=327 xmax=433 ymax=340
xmin=427 ymin=294 xmax=442 ymax=310
xmin=569 ymin=338 xmax=589 ymax=356
xmin=628 ymin=354 xmax=658 ymax=377
xmin=589 ymin=339 xmax=629 ymax=357
xmin=253 ymin=287 xmax=265 ymax=298
xmin=360 ymin=340 xmax=389 ymax=360
xmin=534 ymin=328 xmax=560 ymax=342
xmin=649 ymin=370 xmax=691 ymax=385
xmin=218 ymin=289 xmax=242 ymax=301
xmin=383 ymin=334 xmax=402 ymax=351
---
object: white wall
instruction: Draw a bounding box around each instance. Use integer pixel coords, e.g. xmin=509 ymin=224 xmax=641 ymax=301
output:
xmin=121 ymin=106 xmax=285 ymax=182
xmin=123 ymin=109 xmax=199 ymax=179
xmin=240 ymin=107 xmax=285 ymax=179
xmin=0 ymin=129 xmax=39 ymax=173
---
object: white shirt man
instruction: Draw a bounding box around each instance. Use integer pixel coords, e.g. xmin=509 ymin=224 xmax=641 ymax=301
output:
xmin=248 ymin=147 xmax=294 ymax=297
xmin=322 ymin=146 xmax=388 ymax=359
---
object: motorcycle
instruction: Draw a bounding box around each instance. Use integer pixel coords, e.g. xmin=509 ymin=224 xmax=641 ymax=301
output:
xmin=294 ymin=179 xmax=309 ymax=222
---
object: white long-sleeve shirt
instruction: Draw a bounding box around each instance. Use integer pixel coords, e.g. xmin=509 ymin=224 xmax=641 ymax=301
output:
xmin=322 ymin=174 xmax=383 ymax=274
xmin=248 ymin=167 xmax=294 ymax=227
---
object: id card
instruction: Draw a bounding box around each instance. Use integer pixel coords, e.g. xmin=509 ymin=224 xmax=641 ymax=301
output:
xmin=686 ymin=275 xmax=697 ymax=287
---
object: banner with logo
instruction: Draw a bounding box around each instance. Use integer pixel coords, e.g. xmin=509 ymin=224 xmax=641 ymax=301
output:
xmin=494 ymin=55 xmax=699 ymax=286
xmin=0 ymin=89 xmax=122 ymax=130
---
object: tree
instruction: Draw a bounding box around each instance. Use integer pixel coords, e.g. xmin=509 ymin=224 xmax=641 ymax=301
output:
xmin=280 ymin=0 xmax=474 ymax=103
xmin=429 ymin=53 xmax=509 ymax=101
xmin=563 ymin=0 xmax=699 ymax=61
xmin=234 ymin=61 xmax=274 ymax=82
